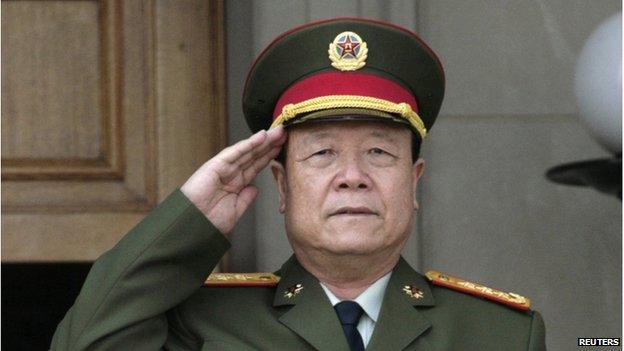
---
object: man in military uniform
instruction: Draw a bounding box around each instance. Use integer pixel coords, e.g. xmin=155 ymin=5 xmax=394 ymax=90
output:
xmin=52 ymin=18 xmax=546 ymax=350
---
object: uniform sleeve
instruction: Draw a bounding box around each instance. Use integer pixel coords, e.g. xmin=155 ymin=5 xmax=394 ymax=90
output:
xmin=527 ymin=311 xmax=546 ymax=351
xmin=50 ymin=190 xmax=230 ymax=351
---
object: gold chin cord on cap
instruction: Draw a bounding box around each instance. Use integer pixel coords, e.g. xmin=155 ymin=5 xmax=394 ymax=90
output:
xmin=269 ymin=95 xmax=427 ymax=139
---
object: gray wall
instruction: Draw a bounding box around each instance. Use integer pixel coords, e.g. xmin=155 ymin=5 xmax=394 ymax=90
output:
xmin=225 ymin=1 xmax=622 ymax=350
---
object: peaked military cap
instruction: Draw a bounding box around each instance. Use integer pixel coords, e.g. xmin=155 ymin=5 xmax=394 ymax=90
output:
xmin=242 ymin=17 xmax=445 ymax=140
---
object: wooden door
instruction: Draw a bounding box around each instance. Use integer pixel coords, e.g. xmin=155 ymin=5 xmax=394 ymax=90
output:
xmin=2 ymin=0 xmax=226 ymax=262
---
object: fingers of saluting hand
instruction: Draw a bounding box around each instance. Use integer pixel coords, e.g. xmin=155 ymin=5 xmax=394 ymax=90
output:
xmin=216 ymin=126 xmax=286 ymax=183
xmin=241 ymin=145 xmax=283 ymax=184
xmin=220 ymin=126 xmax=286 ymax=166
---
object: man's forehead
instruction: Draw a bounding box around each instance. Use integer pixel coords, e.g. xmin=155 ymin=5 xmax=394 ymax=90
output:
xmin=292 ymin=122 xmax=407 ymax=143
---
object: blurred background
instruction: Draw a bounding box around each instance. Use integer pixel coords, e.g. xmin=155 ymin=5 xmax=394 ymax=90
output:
xmin=2 ymin=1 xmax=621 ymax=350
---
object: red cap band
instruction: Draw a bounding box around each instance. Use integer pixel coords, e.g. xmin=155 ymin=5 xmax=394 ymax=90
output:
xmin=272 ymin=72 xmax=419 ymax=119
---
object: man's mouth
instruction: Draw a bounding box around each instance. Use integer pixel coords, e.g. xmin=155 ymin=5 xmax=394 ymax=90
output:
xmin=330 ymin=206 xmax=378 ymax=217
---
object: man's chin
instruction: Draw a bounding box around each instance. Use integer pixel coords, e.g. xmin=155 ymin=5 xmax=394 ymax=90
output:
xmin=322 ymin=231 xmax=382 ymax=255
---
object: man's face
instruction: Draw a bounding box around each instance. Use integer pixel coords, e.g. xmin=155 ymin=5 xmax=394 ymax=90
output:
xmin=271 ymin=120 xmax=425 ymax=258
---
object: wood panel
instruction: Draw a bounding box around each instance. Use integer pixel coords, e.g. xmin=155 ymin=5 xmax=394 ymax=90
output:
xmin=2 ymin=213 xmax=145 ymax=262
xmin=2 ymin=1 xmax=102 ymax=160
xmin=1 ymin=0 xmax=226 ymax=262
xmin=2 ymin=0 xmax=122 ymax=180
xmin=2 ymin=0 xmax=147 ymax=211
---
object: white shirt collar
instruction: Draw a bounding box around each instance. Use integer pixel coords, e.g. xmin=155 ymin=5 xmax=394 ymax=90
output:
xmin=320 ymin=271 xmax=392 ymax=322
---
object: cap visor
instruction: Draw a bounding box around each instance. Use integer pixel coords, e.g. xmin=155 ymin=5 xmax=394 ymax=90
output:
xmin=285 ymin=108 xmax=413 ymax=130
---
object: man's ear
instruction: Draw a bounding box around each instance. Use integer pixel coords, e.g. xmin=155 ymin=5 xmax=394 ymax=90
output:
xmin=412 ymin=158 xmax=425 ymax=210
xmin=270 ymin=160 xmax=287 ymax=213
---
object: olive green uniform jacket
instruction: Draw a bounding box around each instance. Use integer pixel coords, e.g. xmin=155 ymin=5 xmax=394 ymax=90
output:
xmin=51 ymin=190 xmax=546 ymax=351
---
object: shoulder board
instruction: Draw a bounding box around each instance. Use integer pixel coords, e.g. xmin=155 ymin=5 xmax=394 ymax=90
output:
xmin=203 ymin=273 xmax=280 ymax=287
xmin=425 ymin=270 xmax=531 ymax=311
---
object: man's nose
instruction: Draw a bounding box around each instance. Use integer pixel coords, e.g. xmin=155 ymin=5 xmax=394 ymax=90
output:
xmin=334 ymin=156 xmax=372 ymax=190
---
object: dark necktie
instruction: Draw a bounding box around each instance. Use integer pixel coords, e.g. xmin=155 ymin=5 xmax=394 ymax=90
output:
xmin=334 ymin=301 xmax=366 ymax=351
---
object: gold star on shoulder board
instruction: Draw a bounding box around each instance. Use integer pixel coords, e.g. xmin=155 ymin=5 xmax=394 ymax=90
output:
xmin=403 ymin=285 xmax=424 ymax=299
xmin=284 ymin=283 xmax=304 ymax=298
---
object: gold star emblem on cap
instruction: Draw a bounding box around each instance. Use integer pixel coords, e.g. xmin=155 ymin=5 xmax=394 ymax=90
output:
xmin=284 ymin=283 xmax=304 ymax=298
xmin=328 ymin=31 xmax=368 ymax=71
xmin=403 ymin=285 xmax=424 ymax=299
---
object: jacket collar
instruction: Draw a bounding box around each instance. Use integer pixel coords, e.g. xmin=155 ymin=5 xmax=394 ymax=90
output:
xmin=274 ymin=255 xmax=350 ymax=351
xmin=366 ymin=257 xmax=435 ymax=350
xmin=273 ymin=255 xmax=435 ymax=351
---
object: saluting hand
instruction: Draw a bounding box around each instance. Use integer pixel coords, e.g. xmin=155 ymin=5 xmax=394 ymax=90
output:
xmin=180 ymin=126 xmax=287 ymax=234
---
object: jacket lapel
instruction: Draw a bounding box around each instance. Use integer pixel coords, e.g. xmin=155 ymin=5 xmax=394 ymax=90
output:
xmin=274 ymin=256 xmax=350 ymax=351
xmin=366 ymin=257 xmax=436 ymax=351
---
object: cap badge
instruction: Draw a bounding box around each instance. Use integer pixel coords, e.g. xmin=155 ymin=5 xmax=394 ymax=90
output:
xmin=328 ymin=31 xmax=368 ymax=71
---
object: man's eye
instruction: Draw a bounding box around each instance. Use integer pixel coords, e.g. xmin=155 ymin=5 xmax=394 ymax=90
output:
xmin=313 ymin=149 xmax=331 ymax=156
xmin=370 ymin=148 xmax=388 ymax=155
xmin=305 ymin=148 xmax=334 ymax=167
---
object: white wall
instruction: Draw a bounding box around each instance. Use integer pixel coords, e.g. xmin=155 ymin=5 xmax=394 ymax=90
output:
xmin=225 ymin=1 xmax=622 ymax=350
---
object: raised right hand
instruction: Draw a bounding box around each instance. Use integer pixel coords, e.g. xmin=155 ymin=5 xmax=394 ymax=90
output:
xmin=180 ymin=126 xmax=286 ymax=234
